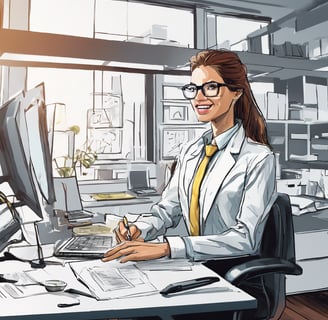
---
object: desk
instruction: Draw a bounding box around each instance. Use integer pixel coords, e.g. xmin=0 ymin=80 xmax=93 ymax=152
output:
xmin=0 ymin=260 xmax=256 ymax=320
xmin=1 ymin=188 xmax=256 ymax=319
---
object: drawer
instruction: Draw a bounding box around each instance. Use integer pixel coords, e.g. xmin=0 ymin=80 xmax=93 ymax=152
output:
xmin=286 ymin=257 xmax=328 ymax=294
xmin=294 ymin=230 xmax=328 ymax=260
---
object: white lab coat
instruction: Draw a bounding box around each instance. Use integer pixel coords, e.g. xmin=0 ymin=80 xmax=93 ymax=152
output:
xmin=135 ymin=124 xmax=277 ymax=261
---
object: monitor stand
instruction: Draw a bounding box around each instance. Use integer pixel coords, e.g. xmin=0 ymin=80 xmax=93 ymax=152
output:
xmin=29 ymin=222 xmax=46 ymax=269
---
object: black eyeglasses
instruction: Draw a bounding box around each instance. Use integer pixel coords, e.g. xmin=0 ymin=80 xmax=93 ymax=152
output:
xmin=181 ymin=81 xmax=239 ymax=99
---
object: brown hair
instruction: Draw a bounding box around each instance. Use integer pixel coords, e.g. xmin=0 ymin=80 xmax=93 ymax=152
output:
xmin=190 ymin=49 xmax=270 ymax=147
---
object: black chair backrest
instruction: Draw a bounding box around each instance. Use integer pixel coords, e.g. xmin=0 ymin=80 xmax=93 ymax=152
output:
xmin=260 ymin=193 xmax=296 ymax=263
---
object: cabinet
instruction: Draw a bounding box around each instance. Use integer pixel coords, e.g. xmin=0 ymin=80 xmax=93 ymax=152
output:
xmin=286 ymin=210 xmax=328 ymax=294
xmin=264 ymin=76 xmax=328 ymax=166
xmin=267 ymin=120 xmax=328 ymax=170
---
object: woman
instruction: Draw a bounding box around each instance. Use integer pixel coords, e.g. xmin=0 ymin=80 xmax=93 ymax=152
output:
xmin=103 ymin=49 xmax=277 ymax=267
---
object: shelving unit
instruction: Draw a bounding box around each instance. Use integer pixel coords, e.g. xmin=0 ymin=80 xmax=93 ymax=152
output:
xmin=267 ymin=120 xmax=328 ymax=169
xmin=154 ymin=75 xmax=209 ymax=161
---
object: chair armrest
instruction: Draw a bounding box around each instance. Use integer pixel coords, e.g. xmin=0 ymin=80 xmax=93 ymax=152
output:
xmin=224 ymin=257 xmax=303 ymax=285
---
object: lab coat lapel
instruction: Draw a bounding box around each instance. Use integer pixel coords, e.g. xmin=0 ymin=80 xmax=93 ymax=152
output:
xmin=201 ymin=126 xmax=245 ymax=222
xmin=183 ymin=130 xmax=212 ymax=194
xmin=180 ymin=130 xmax=211 ymax=225
xmin=183 ymin=140 xmax=203 ymax=194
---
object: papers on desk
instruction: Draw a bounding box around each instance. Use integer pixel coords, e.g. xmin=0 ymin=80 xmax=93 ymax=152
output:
xmin=72 ymin=223 xmax=112 ymax=236
xmin=0 ymin=283 xmax=47 ymax=299
xmin=91 ymin=192 xmax=136 ymax=201
xmin=0 ymin=269 xmax=51 ymax=298
xmin=290 ymin=195 xmax=328 ymax=216
xmin=136 ymin=258 xmax=193 ymax=271
xmin=70 ymin=259 xmax=157 ymax=300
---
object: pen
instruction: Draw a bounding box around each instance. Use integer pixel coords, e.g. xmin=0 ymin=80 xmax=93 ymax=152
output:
xmin=57 ymin=300 xmax=80 ymax=308
xmin=123 ymin=216 xmax=132 ymax=241
xmin=160 ymin=276 xmax=220 ymax=295
xmin=65 ymin=288 xmax=95 ymax=299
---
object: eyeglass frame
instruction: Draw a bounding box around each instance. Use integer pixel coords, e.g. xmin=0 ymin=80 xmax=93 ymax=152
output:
xmin=181 ymin=81 xmax=241 ymax=99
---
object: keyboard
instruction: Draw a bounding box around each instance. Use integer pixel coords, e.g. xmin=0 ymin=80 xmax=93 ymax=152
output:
xmin=67 ymin=210 xmax=93 ymax=221
xmin=133 ymin=188 xmax=158 ymax=195
xmin=54 ymin=234 xmax=113 ymax=258
xmin=66 ymin=235 xmax=112 ymax=251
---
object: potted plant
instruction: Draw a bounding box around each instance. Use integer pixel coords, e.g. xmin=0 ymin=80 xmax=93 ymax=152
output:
xmin=53 ymin=125 xmax=97 ymax=177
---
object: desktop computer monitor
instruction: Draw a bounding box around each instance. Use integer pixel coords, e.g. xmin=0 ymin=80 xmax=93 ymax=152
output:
xmin=0 ymin=83 xmax=55 ymax=219
xmin=22 ymin=82 xmax=56 ymax=205
xmin=0 ymin=91 xmax=43 ymax=218
xmin=0 ymin=86 xmax=56 ymax=268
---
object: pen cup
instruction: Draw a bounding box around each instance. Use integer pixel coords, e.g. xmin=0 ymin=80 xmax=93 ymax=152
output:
xmin=44 ymin=280 xmax=67 ymax=292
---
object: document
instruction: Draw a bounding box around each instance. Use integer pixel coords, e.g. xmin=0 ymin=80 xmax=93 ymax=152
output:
xmin=0 ymin=283 xmax=47 ymax=299
xmin=0 ymin=269 xmax=52 ymax=298
xmin=69 ymin=259 xmax=157 ymax=300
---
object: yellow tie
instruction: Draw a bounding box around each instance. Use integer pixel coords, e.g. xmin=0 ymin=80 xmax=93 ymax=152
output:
xmin=189 ymin=144 xmax=218 ymax=236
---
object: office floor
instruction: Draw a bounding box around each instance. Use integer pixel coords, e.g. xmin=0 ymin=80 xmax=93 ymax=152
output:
xmin=281 ymin=291 xmax=328 ymax=319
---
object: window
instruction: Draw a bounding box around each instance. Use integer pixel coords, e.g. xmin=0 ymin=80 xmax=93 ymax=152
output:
xmin=216 ymin=15 xmax=269 ymax=54
xmin=27 ymin=68 xmax=92 ymax=147
xmin=29 ymin=0 xmax=194 ymax=48
xmin=8 ymin=0 xmax=194 ymax=179
xmin=92 ymin=70 xmax=146 ymax=161
xmin=30 ymin=0 xmax=94 ymax=37
xmin=95 ymin=0 xmax=194 ymax=48
xmin=27 ymin=68 xmax=146 ymax=169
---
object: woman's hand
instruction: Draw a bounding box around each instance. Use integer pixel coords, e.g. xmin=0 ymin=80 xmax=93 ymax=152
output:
xmin=114 ymin=220 xmax=142 ymax=243
xmin=102 ymin=241 xmax=170 ymax=263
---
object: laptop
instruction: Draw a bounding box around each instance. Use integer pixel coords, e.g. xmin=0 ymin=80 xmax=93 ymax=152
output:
xmin=53 ymin=176 xmax=113 ymax=258
xmin=53 ymin=176 xmax=94 ymax=222
xmin=127 ymin=169 xmax=159 ymax=196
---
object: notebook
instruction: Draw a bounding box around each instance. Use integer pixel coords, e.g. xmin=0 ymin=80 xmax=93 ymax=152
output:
xmin=54 ymin=234 xmax=113 ymax=258
xmin=127 ymin=170 xmax=159 ymax=196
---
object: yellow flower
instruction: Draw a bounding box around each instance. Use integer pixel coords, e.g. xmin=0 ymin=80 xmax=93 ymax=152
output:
xmin=68 ymin=125 xmax=80 ymax=135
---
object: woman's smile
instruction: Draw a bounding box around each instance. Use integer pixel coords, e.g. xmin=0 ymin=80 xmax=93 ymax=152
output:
xmin=195 ymin=103 xmax=213 ymax=115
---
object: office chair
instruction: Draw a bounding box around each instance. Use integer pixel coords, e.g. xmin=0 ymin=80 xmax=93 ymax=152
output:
xmin=223 ymin=193 xmax=303 ymax=320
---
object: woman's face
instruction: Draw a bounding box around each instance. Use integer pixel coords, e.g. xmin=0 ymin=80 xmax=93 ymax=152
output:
xmin=190 ymin=65 xmax=240 ymax=127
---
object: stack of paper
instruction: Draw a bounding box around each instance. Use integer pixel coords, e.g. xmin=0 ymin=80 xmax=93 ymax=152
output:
xmin=290 ymin=196 xmax=317 ymax=215
xmin=69 ymin=260 xmax=157 ymax=300
xmin=290 ymin=195 xmax=328 ymax=216
xmin=0 ymin=269 xmax=53 ymax=299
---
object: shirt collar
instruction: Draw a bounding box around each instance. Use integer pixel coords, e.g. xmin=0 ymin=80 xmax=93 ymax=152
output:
xmin=206 ymin=120 xmax=241 ymax=150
